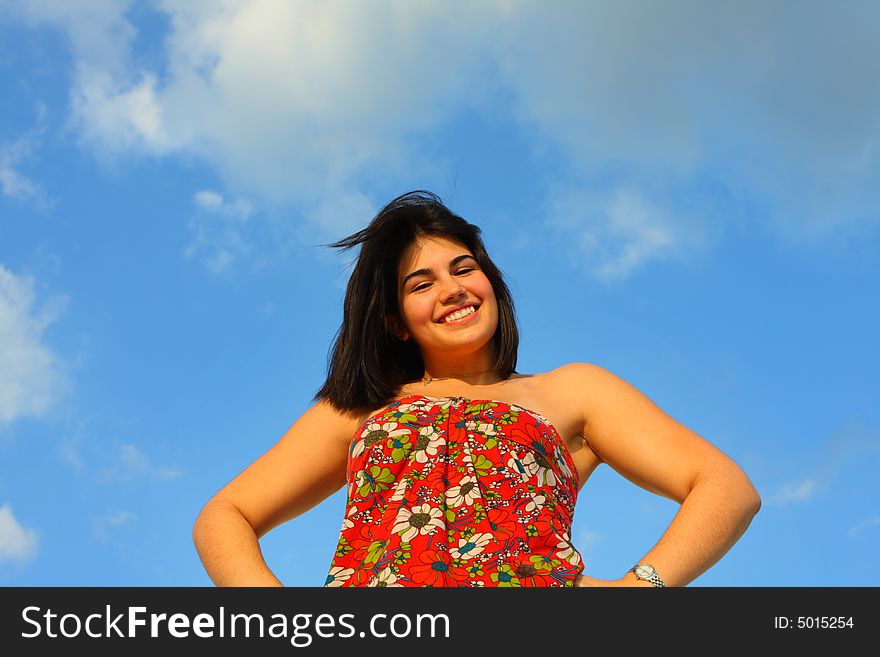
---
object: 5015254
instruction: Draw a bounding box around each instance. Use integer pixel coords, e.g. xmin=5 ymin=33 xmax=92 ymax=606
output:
xmin=797 ymin=616 xmax=854 ymax=629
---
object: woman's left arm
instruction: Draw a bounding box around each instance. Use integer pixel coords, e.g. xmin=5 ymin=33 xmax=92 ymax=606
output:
xmin=560 ymin=362 xmax=762 ymax=587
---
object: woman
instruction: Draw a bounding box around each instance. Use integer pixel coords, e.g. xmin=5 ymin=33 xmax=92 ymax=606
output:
xmin=193 ymin=190 xmax=761 ymax=587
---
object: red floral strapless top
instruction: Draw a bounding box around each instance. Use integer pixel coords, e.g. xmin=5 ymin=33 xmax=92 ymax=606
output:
xmin=325 ymin=394 xmax=584 ymax=587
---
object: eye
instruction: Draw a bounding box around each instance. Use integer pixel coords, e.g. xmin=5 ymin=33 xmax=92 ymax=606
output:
xmin=410 ymin=267 xmax=475 ymax=292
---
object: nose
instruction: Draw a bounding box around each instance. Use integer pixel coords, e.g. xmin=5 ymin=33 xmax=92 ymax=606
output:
xmin=440 ymin=277 xmax=467 ymax=303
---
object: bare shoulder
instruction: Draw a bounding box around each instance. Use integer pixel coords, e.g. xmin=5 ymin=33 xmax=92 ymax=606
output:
xmin=536 ymin=361 xmax=609 ymax=396
xmin=535 ymin=361 xmax=641 ymax=435
xmin=544 ymin=360 xmax=659 ymax=417
xmin=300 ymin=397 xmax=370 ymax=446
xmin=509 ymin=362 xmax=608 ymax=420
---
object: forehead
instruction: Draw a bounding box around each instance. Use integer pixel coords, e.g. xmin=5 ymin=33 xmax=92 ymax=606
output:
xmin=398 ymin=235 xmax=473 ymax=273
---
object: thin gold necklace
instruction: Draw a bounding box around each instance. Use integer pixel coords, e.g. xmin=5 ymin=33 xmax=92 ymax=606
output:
xmin=420 ymin=369 xmax=497 ymax=386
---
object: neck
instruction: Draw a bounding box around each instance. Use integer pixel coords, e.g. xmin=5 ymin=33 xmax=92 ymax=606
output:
xmin=419 ymin=342 xmax=500 ymax=385
xmin=421 ymin=369 xmax=502 ymax=386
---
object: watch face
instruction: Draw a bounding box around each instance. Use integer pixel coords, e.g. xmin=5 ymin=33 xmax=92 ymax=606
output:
xmin=635 ymin=565 xmax=655 ymax=578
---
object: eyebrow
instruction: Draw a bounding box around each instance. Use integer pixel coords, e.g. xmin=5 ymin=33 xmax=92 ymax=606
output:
xmin=401 ymin=254 xmax=477 ymax=288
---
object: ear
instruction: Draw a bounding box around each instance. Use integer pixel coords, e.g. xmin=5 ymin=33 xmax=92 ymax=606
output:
xmin=386 ymin=314 xmax=409 ymax=341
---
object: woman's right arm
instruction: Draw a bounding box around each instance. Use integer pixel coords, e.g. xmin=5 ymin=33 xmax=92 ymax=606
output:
xmin=192 ymin=398 xmax=358 ymax=586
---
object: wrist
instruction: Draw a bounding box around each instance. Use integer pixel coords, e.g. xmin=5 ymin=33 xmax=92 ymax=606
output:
xmin=627 ymin=562 xmax=666 ymax=587
xmin=622 ymin=571 xmax=654 ymax=587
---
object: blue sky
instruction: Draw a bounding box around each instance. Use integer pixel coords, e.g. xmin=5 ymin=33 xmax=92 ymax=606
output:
xmin=1 ymin=1 xmax=878 ymax=586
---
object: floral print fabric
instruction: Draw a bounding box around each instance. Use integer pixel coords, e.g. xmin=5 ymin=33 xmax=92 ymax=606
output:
xmin=325 ymin=394 xmax=584 ymax=587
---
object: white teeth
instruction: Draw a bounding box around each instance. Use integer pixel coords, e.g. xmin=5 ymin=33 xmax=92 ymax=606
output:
xmin=443 ymin=306 xmax=476 ymax=323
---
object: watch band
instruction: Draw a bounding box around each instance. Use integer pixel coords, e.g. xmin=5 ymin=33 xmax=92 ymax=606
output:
xmin=630 ymin=563 xmax=665 ymax=587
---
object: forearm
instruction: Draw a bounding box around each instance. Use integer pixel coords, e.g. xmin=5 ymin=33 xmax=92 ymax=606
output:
xmin=625 ymin=466 xmax=761 ymax=587
xmin=193 ymin=500 xmax=284 ymax=587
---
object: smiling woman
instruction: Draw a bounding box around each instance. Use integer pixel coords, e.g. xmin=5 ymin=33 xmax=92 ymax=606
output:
xmin=192 ymin=190 xmax=761 ymax=588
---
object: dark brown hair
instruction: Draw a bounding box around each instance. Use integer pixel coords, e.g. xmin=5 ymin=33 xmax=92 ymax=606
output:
xmin=312 ymin=190 xmax=519 ymax=412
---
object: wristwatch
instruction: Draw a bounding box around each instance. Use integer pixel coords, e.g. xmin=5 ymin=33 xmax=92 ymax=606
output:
xmin=629 ymin=563 xmax=665 ymax=587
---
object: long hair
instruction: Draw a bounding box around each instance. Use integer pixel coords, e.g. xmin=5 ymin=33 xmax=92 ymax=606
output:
xmin=313 ymin=190 xmax=519 ymax=412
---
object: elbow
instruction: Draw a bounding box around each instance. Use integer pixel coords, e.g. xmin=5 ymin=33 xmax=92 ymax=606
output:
xmin=192 ymin=498 xmax=255 ymax=549
xmin=192 ymin=502 xmax=213 ymax=552
xmin=735 ymin=478 xmax=761 ymax=518
xmin=749 ymin=489 xmax=762 ymax=515
xmin=192 ymin=498 xmax=230 ymax=550
xmin=734 ymin=476 xmax=762 ymax=517
xmin=694 ymin=462 xmax=762 ymax=515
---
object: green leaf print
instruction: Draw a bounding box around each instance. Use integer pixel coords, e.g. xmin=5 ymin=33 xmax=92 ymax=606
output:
xmin=386 ymin=434 xmax=413 ymax=462
xmin=470 ymin=453 xmax=493 ymax=477
xmin=356 ymin=465 xmax=395 ymax=498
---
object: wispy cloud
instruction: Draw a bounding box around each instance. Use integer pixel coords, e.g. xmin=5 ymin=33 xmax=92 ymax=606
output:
xmin=768 ymin=478 xmax=819 ymax=506
xmin=766 ymin=420 xmax=880 ymax=507
xmin=0 ymin=503 xmax=38 ymax=563
xmin=9 ymin=1 xmax=880 ymax=276
xmin=92 ymin=509 xmax=136 ymax=541
xmin=848 ymin=515 xmax=880 ymax=539
xmin=577 ymin=529 xmax=602 ymax=551
xmin=0 ymin=124 xmax=53 ymax=207
xmin=497 ymin=2 xmax=880 ymax=249
xmin=184 ymin=189 xmax=256 ymax=274
xmin=0 ymin=149 xmax=40 ymax=202
xmin=96 ymin=442 xmax=182 ymax=483
xmin=546 ymin=186 xmax=719 ymax=283
xmin=0 ymin=264 xmax=70 ymax=425
xmin=8 ymin=1 xmax=493 ymax=230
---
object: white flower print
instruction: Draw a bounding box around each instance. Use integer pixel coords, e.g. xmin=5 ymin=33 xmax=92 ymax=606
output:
xmin=533 ymin=461 xmax=557 ymax=488
xmin=447 ymin=475 xmax=481 ymax=507
xmin=507 ymin=452 xmax=537 ymax=482
xmin=391 ymin=503 xmax=444 ymax=542
xmin=420 ymin=397 xmax=457 ymax=410
xmin=340 ymin=506 xmax=357 ymax=531
xmin=368 ymin=568 xmax=403 ymax=587
xmin=325 ymin=566 xmax=354 ymax=587
xmin=450 ymin=532 xmax=492 ymax=560
xmin=411 ymin=425 xmax=443 ymax=464
xmin=474 ymin=422 xmax=497 ymax=439
xmin=553 ymin=445 xmax=574 ymax=479
xmin=556 ymin=537 xmax=583 ymax=567
xmin=524 ymin=492 xmax=546 ymax=514
xmin=390 ymin=477 xmax=409 ymax=503
xmin=352 ymin=421 xmax=411 ymax=458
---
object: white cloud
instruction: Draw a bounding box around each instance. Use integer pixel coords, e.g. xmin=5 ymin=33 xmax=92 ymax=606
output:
xmin=767 ymin=420 xmax=880 ymax=507
xmin=119 ymin=443 xmax=181 ymax=480
xmin=848 ymin=515 xmax=880 ymax=538
xmin=10 ymin=1 xmax=880 ymax=275
xmin=768 ymin=478 xmax=818 ymax=506
xmin=193 ymin=190 xmax=223 ymax=211
xmin=0 ymin=264 xmax=70 ymax=424
xmin=577 ymin=529 xmax=601 ymax=551
xmin=0 ymin=126 xmax=50 ymax=205
xmin=58 ymin=435 xmax=86 ymax=472
xmin=546 ymin=186 xmax=718 ymax=283
xmin=92 ymin=509 xmax=135 ymax=541
xmin=0 ymin=503 xmax=38 ymax=563
xmin=97 ymin=442 xmax=182 ymax=483
xmin=496 ymin=1 xmax=880 ymax=248
xmin=0 ymin=155 xmax=40 ymax=201
xmin=11 ymin=0 xmax=499 ymax=228
xmin=185 ymin=189 xmax=256 ymax=273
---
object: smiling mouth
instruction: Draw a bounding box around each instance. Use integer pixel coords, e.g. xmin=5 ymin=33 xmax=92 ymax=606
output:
xmin=437 ymin=305 xmax=479 ymax=325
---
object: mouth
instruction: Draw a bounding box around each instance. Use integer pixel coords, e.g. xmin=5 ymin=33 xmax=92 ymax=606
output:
xmin=436 ymin=304 xmax=480 ymax=326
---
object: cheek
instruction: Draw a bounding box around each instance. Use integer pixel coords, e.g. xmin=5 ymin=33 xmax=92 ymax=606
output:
xmin=401 ymin=298 xmax=434 ymax=326
xmin=476 ymin=278 xmax=497 ymax=306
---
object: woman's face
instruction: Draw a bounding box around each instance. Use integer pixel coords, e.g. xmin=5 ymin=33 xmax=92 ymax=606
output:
xmin=394 ymin=235 xmax=498 ymax=360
